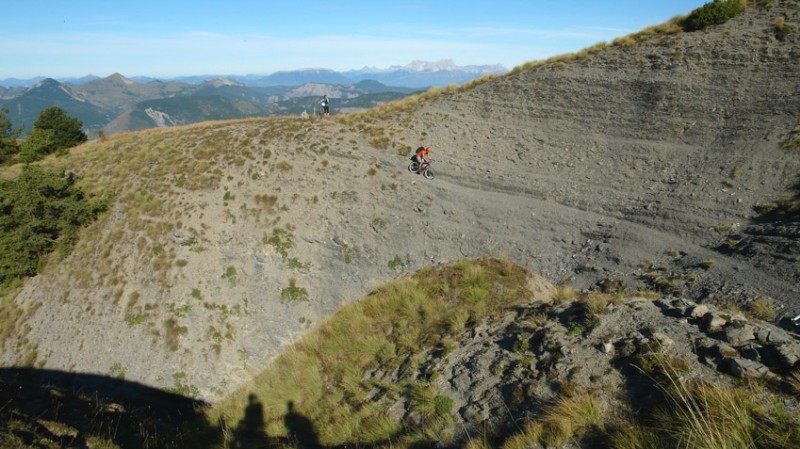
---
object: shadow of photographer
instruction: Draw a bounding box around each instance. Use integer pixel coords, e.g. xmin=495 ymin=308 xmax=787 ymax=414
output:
xmin=227 ymin=398 xmax=322 ymax=449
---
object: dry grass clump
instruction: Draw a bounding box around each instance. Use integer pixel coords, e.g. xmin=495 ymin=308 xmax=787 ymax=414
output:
xmin=788 ymin=371 xmax=800 ymax=394
xmin=507 ymin=12 xmax=689 ymax=76
xmin=551 ymin=285 xmax=579 ymax=303
xmin=0 ymin=284 xmax=24 ymax=348
xmin=782 ymin=125 xmax=800 ymax=150
xmin=499 ymin=420 xmax=544 ymax=449
xmin=608 ymin=361 xmax=800 ymax=449
xmin=612 ymin=16 xmax=685 ymax=49
xmin=540 ymin=392 xmax=606 ymax=447
xmin=754 ymin=194 xmax=800 ymax=218
xmin=746 ymin=297 xmax=777 ymax=321
xmin=495 ymin=392 xmax=606 ymax=449
xmin=461 ymin=73 xmax=501 ymax=90
xmin=344 ymin=84 xmax=461 ymax=124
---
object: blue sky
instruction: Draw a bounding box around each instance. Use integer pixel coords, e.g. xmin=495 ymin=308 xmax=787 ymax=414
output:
xmin=1 ymin=1 xmax=708 ymax=79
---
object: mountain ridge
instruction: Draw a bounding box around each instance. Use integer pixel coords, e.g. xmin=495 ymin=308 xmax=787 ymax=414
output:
xmin=0 ymin=74 xmax=422 ymax=136
xmin=0 ymin=60 xmax=504 ymax=136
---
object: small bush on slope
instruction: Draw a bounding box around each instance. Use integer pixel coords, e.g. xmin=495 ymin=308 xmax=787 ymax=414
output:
xmin=682 ymin=0 xmax=746 ymax=31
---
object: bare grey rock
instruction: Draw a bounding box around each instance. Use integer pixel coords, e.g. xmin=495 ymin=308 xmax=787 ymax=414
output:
xmin=703 ymin=313 xmax=729 ymax=333
xmin=599 ymin=342 xmax=615 ymax=354
xmin=722 ymin=324 xmax=756 ymax=345
xmin=652 ymin=332 xmax=675 ymax=349
xmin=688 ymin=305 xmax=710 ymax=319
xmin=772 ymin=342 xmax=800 ymax=370
xmin=737 ymin=342 xmax=762 ymax=362
xmin=755 ymin=327 xmax=791 ymax=345
xmin=726 ymin=358 xmax=772 ymax=380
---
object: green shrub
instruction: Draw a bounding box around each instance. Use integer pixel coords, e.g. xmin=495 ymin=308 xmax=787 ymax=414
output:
xmin=774 ymin=17 xmax=794 ymax=41
xmin=682 ymin=0 xmax=745 ymax=31
xmin=18 ymin=128 xmax=56 ymax=162
xmin=124 ymin=312 xmax=148 ymax=327
xmin=433 ymin=395 xmax=455 ymax=416
xmin=32 ymin=106 xmax=87 ymax=151
xmin=281 ymin=278 xmax=309 ymax=302
xmin=108 ymin=362 xmax=126 ymax=380
xmin=222 ymin=266 xmax=236 ymax=279
xmin=342 ymin=244 xmax=355 ymax=264
xmin=16 ymin=106 xmax=88 ymax=162
xmin=388 ymin=255 xmax=406 ymax=271
xmin=264 ymin=228 xmax=294 ymax=259
xmin=0 ymin=108 xmax=21 ymax=164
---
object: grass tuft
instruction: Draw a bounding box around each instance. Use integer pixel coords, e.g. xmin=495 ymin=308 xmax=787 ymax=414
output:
xmin=607 ymin=360 xmax=800 ymax=449
xmin=747 ymin=297 xmax=776 ymax=321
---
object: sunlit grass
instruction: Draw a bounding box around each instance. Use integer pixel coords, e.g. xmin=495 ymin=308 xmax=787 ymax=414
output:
xmin=208 ymin=257 xmax=533 ymax=448
xmin=607 ymin=358 xmax=800 ymax=449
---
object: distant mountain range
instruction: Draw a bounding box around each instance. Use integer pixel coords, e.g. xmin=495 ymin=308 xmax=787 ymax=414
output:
xmin=0 ymin=60 xmax=506 ymax=136
xmin=1 ymin=60 xmax=506 ymax=89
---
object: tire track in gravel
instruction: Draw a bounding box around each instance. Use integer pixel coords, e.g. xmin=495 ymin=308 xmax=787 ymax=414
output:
xmin=419 ymin=161 xmax=800 ymax=319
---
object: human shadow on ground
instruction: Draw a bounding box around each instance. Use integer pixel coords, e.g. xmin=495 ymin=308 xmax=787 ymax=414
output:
xmin=227 ymin=398 xmax=324 ymax=449
xmin=227 ymin=394 xmax=271 ymax=449
xmin=0 ymin=367 xmax=210 ymax=448
xmin=1 ymin=367 xmax=408 ymax=449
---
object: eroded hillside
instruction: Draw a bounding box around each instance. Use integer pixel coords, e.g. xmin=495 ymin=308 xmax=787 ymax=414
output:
xmin=1 ymin=1 xmax=799 ymax=402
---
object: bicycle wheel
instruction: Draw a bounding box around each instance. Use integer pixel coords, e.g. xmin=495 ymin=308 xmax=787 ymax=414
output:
xmin=408 ymin=162 xmax=419 ymax=173
xmin=422 ymin=166 xmax=435 ymax=180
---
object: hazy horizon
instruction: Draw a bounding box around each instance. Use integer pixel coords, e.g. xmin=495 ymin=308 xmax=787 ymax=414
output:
xmin=1 ymin=0 xmax=708 ymax=80
xmin=0 ymin=59 xmax=508 ymax=84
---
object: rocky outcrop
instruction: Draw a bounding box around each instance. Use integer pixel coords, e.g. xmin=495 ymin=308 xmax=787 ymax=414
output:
xmin=365 ymin=291 xmax=800 ymax=442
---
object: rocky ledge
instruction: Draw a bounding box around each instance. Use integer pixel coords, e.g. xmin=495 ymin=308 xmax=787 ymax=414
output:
xmin=366 ymin=290 xmax=800 ymax=443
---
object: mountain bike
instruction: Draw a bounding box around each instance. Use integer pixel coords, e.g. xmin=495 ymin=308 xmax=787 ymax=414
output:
xmin=408 ymin=160 xmax=435 ymax=180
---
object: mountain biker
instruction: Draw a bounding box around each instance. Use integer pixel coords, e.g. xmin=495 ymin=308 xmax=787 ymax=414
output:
xmin=414 ymin=146 xmax=431 ymax=174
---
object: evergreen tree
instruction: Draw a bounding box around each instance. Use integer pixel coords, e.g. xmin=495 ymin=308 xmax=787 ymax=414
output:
xmin=18 ymin=128 xmax=56 ymax=163
xmin=0 ymin=108 xmax=22 ymax=164
xmin=0 ymin=166 xmax=109 ymax=286
xmin=31 ymin=106 xmax=87 ymax=153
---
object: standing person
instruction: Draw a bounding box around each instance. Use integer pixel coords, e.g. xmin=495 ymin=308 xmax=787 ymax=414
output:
xmin=414 ymin=145 xmax=431 ymax=174
xmin=318 ymin=94 xmax=330 ymax=118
